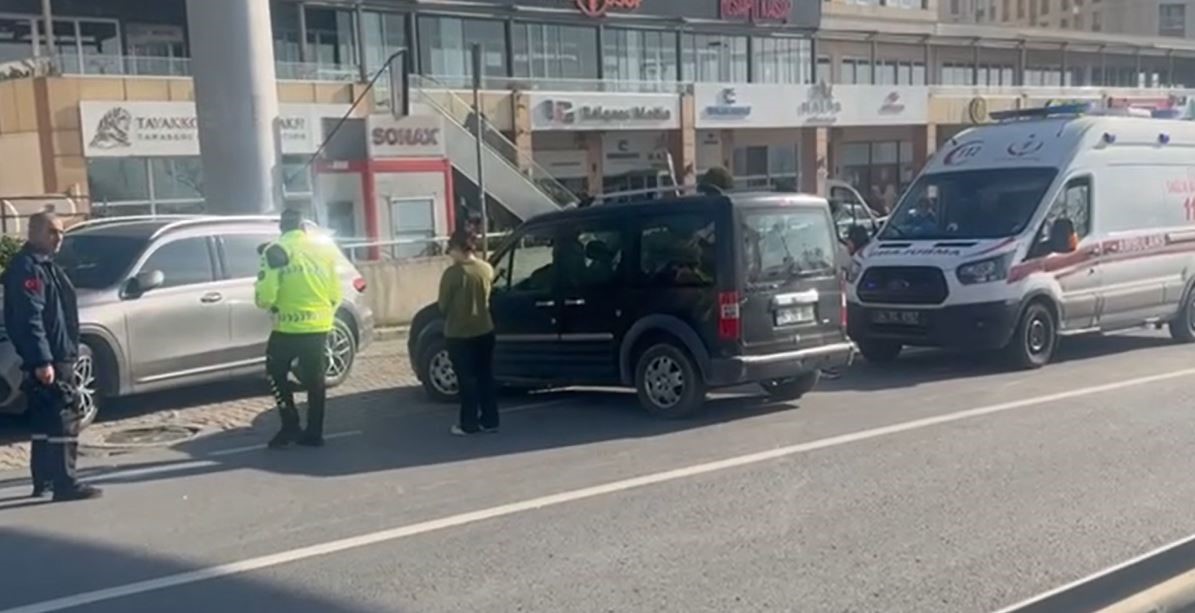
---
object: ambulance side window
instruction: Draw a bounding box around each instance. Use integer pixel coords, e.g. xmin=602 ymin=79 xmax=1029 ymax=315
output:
xmin=1037 ymin=177 xmax=1091 ymax=253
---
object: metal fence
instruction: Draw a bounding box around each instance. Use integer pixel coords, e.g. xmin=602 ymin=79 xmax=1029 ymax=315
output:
xmin=339 ymin=233 xmax=511 ymax=263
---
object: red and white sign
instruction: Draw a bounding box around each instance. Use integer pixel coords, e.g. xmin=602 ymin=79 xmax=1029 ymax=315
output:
xmin=720 ymin=0 xmax=791 ymax=22
xmin=574 ymin=0 xmax=642 ymax=18
xmin=366 ymin=115 xmax=446 ymax=159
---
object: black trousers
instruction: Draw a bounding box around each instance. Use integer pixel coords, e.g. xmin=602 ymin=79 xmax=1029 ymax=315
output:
xmin=266 ymin=331 xmax=328 ymax=436
xmin=446 ymin=333 xmax=498 ymax=433
xmin=28 ymin=364 xmax=81 ymax=489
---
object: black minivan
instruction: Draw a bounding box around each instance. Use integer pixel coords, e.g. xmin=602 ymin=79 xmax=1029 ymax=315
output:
xmin=409 ymin=191 xmax=855 ymax=418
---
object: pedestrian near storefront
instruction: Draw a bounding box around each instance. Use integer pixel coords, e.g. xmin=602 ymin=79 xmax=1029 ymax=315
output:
xmin=255 ymin=209 xmax=342 ymax=449
xmin=439 ymin=231 xmax=498 ymax=436
xmin=2 ymin=212 xmax=101 ymax=501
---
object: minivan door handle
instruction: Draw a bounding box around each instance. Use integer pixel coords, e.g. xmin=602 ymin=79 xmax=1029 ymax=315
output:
xmin=564 ymin=298 xmax=586 ymax=306
xmin=534 ymin=300 xmax=556 ymax=308
xmin=200 ymin=292 xmax=223 ymax=304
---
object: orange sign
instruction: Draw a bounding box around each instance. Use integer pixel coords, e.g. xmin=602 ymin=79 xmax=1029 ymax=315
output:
xmin=575 ymin=0 xmax=643 ymax=17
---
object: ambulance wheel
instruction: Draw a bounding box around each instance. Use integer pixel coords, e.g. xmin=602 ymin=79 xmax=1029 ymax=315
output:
xmin=858 ymin=340 xmax=902 ymax=364
xmin=1006 ymin=301 xmax=1057 ymax=370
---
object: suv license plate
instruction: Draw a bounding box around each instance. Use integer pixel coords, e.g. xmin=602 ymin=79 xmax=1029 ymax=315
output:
xmin=871 ymin=309 xmax=924 ymax=326
xmin=775 ymin=305 xmax=816 ymax=326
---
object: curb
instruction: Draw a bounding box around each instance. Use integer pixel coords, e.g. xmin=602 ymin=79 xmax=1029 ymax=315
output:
xmin=376 ymin=326 xmax=409 ymax=341
xmin=1098 ymin=569 xmax=1195 ymax=613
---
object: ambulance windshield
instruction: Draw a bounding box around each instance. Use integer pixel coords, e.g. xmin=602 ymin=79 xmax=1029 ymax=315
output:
xmin=879 ymin=168 xmax=1057 ymax=241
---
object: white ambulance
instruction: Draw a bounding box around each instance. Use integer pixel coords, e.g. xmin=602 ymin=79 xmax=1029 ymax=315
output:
xmin=846 ymin=104 xmax=1195 ymax=368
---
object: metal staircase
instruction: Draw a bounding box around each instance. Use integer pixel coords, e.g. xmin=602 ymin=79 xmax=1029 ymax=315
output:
xmin=404 ymin=77 xmax=577 ymax=221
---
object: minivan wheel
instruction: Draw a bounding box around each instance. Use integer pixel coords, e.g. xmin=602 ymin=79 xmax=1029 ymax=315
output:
xmin=858 ymin=339 xmax=902 ymax=364
xmin=1006 ymin=302 xmax=1057 ymax=369
xmin=1169 ymin=288 xmax=1195 ymax=342
xmin=634 ymin=343 xmax=705 ymax=419
xmin=419 ymin=337 xmax=459 ymax=403
xmin=760 ymin=371 xmax=820 ymax=401
xmin=75 ymin=343 xmax=100 ymax=429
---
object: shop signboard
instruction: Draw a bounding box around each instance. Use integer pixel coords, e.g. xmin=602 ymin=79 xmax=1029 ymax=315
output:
xmin=366 ymin=115 xmax=447 ymax=158
xmin=496 ymin=0 xmax=820 ymax=28
xmin=530 ymin=92 xmax=680 ymax=131
xmin=602 ymin=132 xmax=671 ymax=175
xmin=80 ymin=101 xmax=352 ymax=157
xmin=693 ymin=83 xmax=929 ymax=128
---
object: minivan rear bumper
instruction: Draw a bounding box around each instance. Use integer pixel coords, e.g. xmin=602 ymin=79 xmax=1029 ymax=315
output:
xmin=708 ymin=342 xmax=856 ymax=387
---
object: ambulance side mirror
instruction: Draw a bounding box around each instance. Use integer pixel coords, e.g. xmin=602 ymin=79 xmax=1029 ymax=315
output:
xmin=1049 ymin=219 xmax=1077 ymax=254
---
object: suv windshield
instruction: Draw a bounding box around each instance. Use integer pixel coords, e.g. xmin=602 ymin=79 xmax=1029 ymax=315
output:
xmin=57 ymin=234 xmax=148 ymax=290
xmin=743 ymin=209 xmax=836 ymax=283
xmin=879 ymin=168 xmax=1057 ymax=240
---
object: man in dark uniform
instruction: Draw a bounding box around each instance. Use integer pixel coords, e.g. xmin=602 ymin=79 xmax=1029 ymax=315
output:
xmin=2 ymin=212 xmax=101 ymax=501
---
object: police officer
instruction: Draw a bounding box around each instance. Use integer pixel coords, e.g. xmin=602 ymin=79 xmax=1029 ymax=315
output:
xmin=2 ymin=212 xmax=101 ymax=501
xmin=255 ymin=209 xmax=342 ymax=449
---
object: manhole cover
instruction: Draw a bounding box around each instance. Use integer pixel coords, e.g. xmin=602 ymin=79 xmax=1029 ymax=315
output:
xmin=100 ymin=425 xmax=202 ymax=447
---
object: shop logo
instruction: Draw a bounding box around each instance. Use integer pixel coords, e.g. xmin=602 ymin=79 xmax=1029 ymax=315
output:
xmin=704 ymin=87 xmax=752 ymax=119
xmin=542 ymin=99 xmax=672 ymax=125
xmin=720 ymin=0 xmax=792 ymax=22
xmin=574 ymin=0 xmax=642 ymax=17
xmin=879 ymin=91 xmax=906 ymax=115
xmin=967 ymin=97 xmax=988 ymax=124
xmin=943 ymin=140 xmax=984 ymax=166
xmin=798 ymin=83 xmax=843 ymax=122
xmin=90 ymin=107 xmax=133 ymax=150
xmin=371 ymin=126 xmax=441 ymax=147
xmin=1007 ymin=136 xmax=1044 ymax=157
xmin=550 ymin=100 xmax=577 ymax=124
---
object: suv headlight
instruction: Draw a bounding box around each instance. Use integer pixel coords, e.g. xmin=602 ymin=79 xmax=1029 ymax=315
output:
xmin=845 ymin=260 xmax=863 ymax=283
xmin=956 ymin=253 xmax=1012 ymax=285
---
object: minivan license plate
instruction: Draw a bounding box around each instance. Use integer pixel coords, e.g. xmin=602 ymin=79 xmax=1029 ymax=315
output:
xmin=871 ymin=309 xmax=923 ymax=326
xmin=775 ymin=305 xmax=815 ymax=326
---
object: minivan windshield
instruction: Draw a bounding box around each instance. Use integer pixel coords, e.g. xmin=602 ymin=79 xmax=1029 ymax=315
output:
xmin=878 ymin=168 xmax=1058 ymax=240
xmin=56 ymin=234 xmax=148 ymax=290
xmin=743 ymin=209 xmax=836 ymax=283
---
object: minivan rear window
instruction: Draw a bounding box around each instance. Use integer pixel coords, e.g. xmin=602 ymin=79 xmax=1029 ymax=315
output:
xmin=743 ymin=209 xmax=836 ymax=283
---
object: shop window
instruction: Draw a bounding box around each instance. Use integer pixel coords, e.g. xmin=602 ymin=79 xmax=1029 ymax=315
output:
xmin=88 ymin=158 xmax=151 ymax=204
xmin=753 ymin=37 xmax=811 ymax=84
xmin=838 ymin=141 xmax=915 ymax=215
xmin=0 ymin=17 xmax=36 ymax=64
xmin=513 ymin=23 xmax=598 ymax=80
xmin=360 ymin=11 xmax=406 ymax=75
xmin=305 ymin=7 xmax=357 ymax=72
xmin=638 ymin=215 xmax=716 ymax=288
xmin=681 ymin=33 xmax=747 ymax=83
xmin=418 ymin=15 xmax=507 ymax=83
xmin=87 ymin=157 xmax=207 ymax=216
xmin=816 ymin=57 xmax=832 ymax=83
xmin=603 ymin=28 xmax=677 ymax=83
xmin=149 ymin=157 xmax=203 ymax=201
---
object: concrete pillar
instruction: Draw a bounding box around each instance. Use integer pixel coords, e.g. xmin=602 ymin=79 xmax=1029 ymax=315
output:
xmin=720 ymin=130 xmax=735 ymax=170
xmin=799 ymin=127 xmax=829 ymax=196
xmin=913 ymin=123 xmax=938 ymax=172
xmin=513 ymin=91 xmax=533 ymax=175
xmin=186 ymin=0 xmax=281 ymax=214
xmin=675 ymin=92 xmax=698 ymax=187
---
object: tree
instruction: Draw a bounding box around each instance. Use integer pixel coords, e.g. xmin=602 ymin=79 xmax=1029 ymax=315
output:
xmin=699 ymin=167 xmax=735 ymax=192
xmin=0 ymin=235 xmax=23 ymax=271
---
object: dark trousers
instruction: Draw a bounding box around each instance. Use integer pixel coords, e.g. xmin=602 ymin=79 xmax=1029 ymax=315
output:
xmin=266 ymin=331 xmax=328 ymax=437
xmin=446 ymin=333 xmax=498 ymax=433
xmin=28 ymin=364 xmax=80 ymax=489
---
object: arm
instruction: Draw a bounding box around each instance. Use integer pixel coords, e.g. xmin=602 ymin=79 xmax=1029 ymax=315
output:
xmin=3 ymin=259 xmax=54 ymax=368
xmin=254 ymin=245 xmax=287 ymax=310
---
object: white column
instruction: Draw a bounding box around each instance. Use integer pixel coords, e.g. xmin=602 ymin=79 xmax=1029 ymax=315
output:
xmin=186 ymin=0 xmax=281 ymax=214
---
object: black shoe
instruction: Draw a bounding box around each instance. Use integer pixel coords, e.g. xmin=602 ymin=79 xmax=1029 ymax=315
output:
xmin=31 ymin=482 xmax=51 ymax=498
xmin=481 ymin=426 xmax=500 ymax=434
xmin=52 ymin=484 xmax=103 ymax=502
xmin=268 ymin=429 xmax=301 ymax=449
xmin=297 ymin=434 xmax=325 ymax=447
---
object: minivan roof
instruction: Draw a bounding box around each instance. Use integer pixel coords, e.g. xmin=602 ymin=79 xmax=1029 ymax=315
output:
xmin=527 ymin=191 xmax=828 ymax=226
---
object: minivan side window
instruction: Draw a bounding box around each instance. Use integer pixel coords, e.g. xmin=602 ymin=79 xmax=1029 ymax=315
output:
xmin=502 ymin=226 xmax=556 ymax=293
xmin=638 ymin=216 xmax=716 ymax=288
xmin=1038 ymin=177 xmax=1092 ymax=251
xmin=139 ymin=237 xmax=215 ymax=289
xmin=561 ymin=225 xmax=624 ymax=291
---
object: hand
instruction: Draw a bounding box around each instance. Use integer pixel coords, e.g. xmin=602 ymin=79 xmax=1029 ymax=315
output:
xmin=35 ymin=364 xmax=55 ymax=386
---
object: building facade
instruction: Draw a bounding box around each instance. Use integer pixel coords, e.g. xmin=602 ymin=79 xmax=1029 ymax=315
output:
xmin=2 ymin=0 xmax=1195 ymax=245
xmin=943 ymin=0 xmax=1195 ymax=38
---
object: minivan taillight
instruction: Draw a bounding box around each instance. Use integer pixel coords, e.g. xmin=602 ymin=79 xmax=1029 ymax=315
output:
xmin=718 ymin=291 xmax=741 ymax=341
xmin=352 ymin=277 xmax=367 ymax=293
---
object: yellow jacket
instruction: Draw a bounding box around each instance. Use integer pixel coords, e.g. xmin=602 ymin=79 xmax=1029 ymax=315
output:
xmin=254 ymin=230 xmax=342 ymax=333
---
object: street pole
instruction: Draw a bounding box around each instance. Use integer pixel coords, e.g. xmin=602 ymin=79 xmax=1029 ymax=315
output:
xmin=387 ymin=49 xmax=408 ymax=119
xmin=40 ymin=0 xmax=54 ymax=60
xmin=471 ymin=43 xmax=488 ymax=257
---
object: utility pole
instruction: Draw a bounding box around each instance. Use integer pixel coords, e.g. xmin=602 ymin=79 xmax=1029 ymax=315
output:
xmin=471 ymin=44 xmax=489 ymax=256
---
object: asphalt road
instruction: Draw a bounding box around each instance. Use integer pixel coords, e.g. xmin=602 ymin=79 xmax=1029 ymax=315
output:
xmin=3 ymin=330 xmax=1195 ymax=612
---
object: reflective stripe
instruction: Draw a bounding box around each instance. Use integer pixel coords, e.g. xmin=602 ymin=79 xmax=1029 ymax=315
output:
xmin=30 ymin=434 xmax=48 ymax=440
xmin=46 ymin=436 xmax=77 ymax=443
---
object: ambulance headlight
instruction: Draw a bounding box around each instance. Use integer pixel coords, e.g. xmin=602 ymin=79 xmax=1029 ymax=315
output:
xmin=956 ymin=253 xmax=1012 ymax=285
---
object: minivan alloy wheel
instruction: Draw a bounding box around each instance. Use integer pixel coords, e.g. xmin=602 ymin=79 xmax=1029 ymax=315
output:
xmin=428 ymin=348 xmax=458 ymax=397
xmin=644 ymin=355 xmax=686 ymax=409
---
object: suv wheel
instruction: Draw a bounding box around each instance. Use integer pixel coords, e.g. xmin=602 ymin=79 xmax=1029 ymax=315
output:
xmin=324 ymin=317 xmax=357 ymax=388
xmin=419 ymin=337 xmax=459 ymax=403
xmin=760 ymin=371 xmax=820 ymax=401
xmin=1006 ymin=302 xmax=1057 ymax=369
xmin=75 ymin=343 xmax=101 ymax=429
xmin=858 ymin=339 xmax=902 ymax=364
xmin=635 ymin=343 xmax=705 ymax=419
xmin=1170 ymin=286 xmax=1195 ymax=342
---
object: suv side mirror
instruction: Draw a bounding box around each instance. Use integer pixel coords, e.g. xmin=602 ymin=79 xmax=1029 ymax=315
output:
xmin=126 ymin=269 xmax=165 ymax=296
xmin=1049 ymin=219 xmax=1077 ymax=254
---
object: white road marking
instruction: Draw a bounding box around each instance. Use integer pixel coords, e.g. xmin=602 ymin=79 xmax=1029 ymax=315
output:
xmin=6 ymin=367 xmax=1195 ymax=613
xmin=991 ymin=530 xmax=1195 ymax=613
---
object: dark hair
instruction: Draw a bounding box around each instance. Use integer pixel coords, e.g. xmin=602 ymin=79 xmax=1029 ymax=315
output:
xmin=280 ymin=208 xmax=304 ymax=232
xmin=447 ymin=230 xmax=478 ymax=254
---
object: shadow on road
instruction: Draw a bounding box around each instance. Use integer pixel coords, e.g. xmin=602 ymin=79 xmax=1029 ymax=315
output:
xmin=0 ymin=528 xmax=385 ymax=612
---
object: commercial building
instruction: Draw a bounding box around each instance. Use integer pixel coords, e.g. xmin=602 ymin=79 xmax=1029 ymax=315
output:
xmin=1 ymin=0 xmax=1195 ymax=248
xmin=944 ymin=0 xmax=1195 ymax=38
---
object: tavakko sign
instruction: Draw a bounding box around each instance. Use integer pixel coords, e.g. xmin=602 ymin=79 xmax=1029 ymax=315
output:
xmin=80 ymin=101 xmax=353 ymax=157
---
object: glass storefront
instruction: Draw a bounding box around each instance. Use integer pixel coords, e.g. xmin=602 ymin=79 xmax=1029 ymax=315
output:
xmin=753 ymin=37 xmax=811 ymax=84
xmin=512 ymin=23 xmax=599 ymax=80
xmin=839 ymin=141 xmax=915 ymax=215
xmin=681 ymin=33 xmax=748 ymax=83
xmin=603 ymin=28 xmax=678 ymax=83
xmin=418 ymin=15 xmax=507 ymax=81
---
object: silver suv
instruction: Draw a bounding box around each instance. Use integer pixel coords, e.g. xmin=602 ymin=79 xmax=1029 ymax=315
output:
xmin=0 ymin=216 xmax=375 ymax=426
